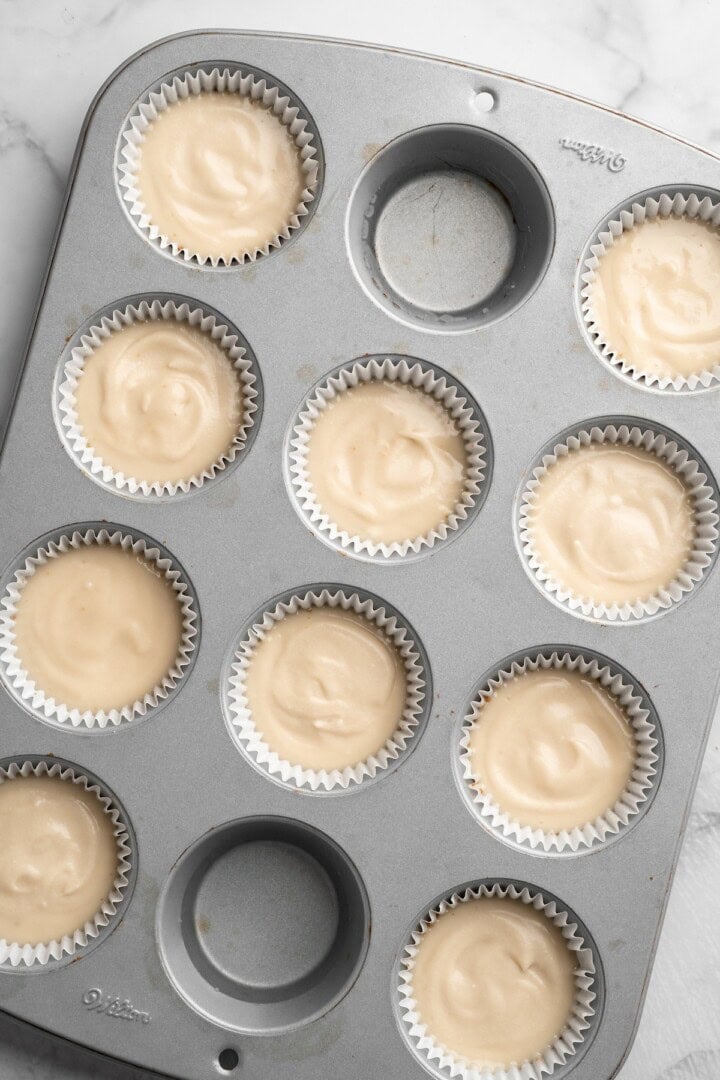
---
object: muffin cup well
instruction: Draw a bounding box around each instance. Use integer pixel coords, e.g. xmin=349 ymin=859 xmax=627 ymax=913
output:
xmin=458 ymin=650 xmax=659 ymax=853
xmin=0 ymin=759 xmax=133 ymax=969
xmin=580 ymin=190 xmax=720 ymax=392
xmin=287 ymin=356 xmax=490 ymax=561
xmin=0 ymin=526 xmax=198 ymax=729
xmin=56 ymin=297 xmax=260 ymax=498
xmin=516 ymin=420 xmax=719 ymax=623
xmin=396 ymin=882 xmax=597 ymax=1080
xmin=225 ymin=587 xmax=428 ymax=793
xmin=117 ymin=65 xmax=320 ymax=266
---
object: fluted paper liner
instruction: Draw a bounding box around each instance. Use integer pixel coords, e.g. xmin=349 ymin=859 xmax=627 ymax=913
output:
xmin=118 ymin=66 xmax=320 ymax=266
xmin=397 ymin=883 xmax=597 ymax=1080
xmin=57 ymin=298 xmax=259 ymax=497
xmin=226 ymin=588 xmax=426 ymax=792
xmin=580 ymin=191 xmax=720 ymax=392
xmin=0 ymin=527 xmax=198 ymax=728
xmin=288 ymin=357 xmax=488 ymax=560
xmin=459 ymin=651 xmax=658 ymax=853
xmin=0 ymin=760 xmax=132 ymax=968
xmin=517 ymin=422 xmax=719 ymax=622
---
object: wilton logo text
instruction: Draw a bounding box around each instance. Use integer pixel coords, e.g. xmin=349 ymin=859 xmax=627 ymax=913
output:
xmin=82 ymin=987 xmax=151 ymax=1024
xmin=559 ymin=138 xmax=626 ymax=172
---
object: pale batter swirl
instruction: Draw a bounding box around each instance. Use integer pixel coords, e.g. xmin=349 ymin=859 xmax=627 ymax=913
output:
xmin=136 ymin=92 xmax=305 ymax=261
xmin=75 ymin=320 xmax=244 ymax=485
xmin=244 ymin=608 xmax=406 ymax=771
xmin=13 ymin=545 xmax=183 ymax=713
xmin=468 ymin=668 xmax=635 ymax=831
xmin=412 ymin=897 xmax=576 ymax=1068
xmin=306 ymin=381 xmax=467 ymax=544
xmin=593 ymin=216 xmax=720 ymax=380
xmin=0 ymin=775 xmax=118 ymax=946
xmin=528 ymin=443 xmax=694 ymax=606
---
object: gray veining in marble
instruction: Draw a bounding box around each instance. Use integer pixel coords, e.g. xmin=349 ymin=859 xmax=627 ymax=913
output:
xmin=0 ymin=2 xmax=718 ymax=1078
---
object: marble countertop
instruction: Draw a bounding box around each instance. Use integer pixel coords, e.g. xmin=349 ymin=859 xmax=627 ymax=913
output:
xmin=0 ymin=1 xmax=719 ymax=1077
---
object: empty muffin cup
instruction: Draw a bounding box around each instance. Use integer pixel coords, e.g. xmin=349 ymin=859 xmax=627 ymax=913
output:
xmin=224 ymin=586 xmax=429 ymax=792
xmin=287 ymin=356 xmax=490 ymax=561
xmin=0 ymin=525 xmax=198 ymax=729
xmin=156 ymin=816 xmax=369 ymax=1032
xmin=516 ymin=419 xmax=719 ymax=622
xmin=56 ymin=296 xmax=260 ymax=498
xmin=458 ymin=649 xmax=660 ymax=853
xmin=0 ymin=757 xmax=133 ymax=969
xmin=117 ymin=64 xmax=321 ymax=266
xmin=579 ymin=189 xmax=720 ymax=392
xmin=396 ymin=881 xmax=598 ymax=1080
xmin=346 ymin=125 xmax=554 ymax=331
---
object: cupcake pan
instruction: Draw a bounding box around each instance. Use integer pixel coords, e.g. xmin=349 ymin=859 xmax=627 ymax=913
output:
xmin=0 ymin=28 xmax=719 ymax=1080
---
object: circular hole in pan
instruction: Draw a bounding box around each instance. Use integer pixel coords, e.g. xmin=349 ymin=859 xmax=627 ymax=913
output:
xmin=346 ymin=124 xmax=554 ymax=332
xmin=216 ymin=1047 xmax=240 ymax=1073
xmin=156 ymin=817 xmax=370 ymax=1033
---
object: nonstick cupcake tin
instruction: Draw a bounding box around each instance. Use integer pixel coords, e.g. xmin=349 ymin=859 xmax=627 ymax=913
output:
xmin=0 ymin=29 xmax=719 ymax=1080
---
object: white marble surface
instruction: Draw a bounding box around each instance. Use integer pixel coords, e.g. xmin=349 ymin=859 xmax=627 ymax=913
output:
xmin=0 ymin=1 xmax=719 ymax=1077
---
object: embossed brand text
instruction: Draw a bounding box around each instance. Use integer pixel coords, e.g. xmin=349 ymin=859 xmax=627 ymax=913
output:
xmin=82 ymin=987 xmax=151 ymax=1023
xmin=559 ymin=138 xmax=626 ymax=172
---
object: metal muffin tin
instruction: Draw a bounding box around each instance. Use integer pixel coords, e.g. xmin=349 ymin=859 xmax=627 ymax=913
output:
xmin=0 ymin=28 xmax=719 ymax=1080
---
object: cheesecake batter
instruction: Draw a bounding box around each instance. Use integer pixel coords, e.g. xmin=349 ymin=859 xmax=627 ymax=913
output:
xmin=244 ymin=607 xmax=406 ymax=771
xmin=13 ymin=544 xmax=183 ymax=713
xmin=467 ymin=668 xmax=636 ymax=831
xmin=412 ymin=896 xmax=576 ymax=1068
xmin=75 ymin=320 xmax=243 ymax=485
xmin=528 ymin=442 xmax=694 ymax=606
xmin=136 ymin=92 xmax=305 ymax=261
xmin=306 ymin=381 xmax=467 ymax=544
xmin=0 ymin=774 xmax=118 ymax=945
xmin=592 ymin=216 xmax=720 ymax=380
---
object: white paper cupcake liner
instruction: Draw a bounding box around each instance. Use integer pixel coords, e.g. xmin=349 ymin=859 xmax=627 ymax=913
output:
xmin=580 ymin=191 xmax=720 ymax=392
xmin=397 ymin=882 xmax=597 ymax=1080
xmin=0 ymin=759 xmax=133 ymax=969
xmin=117 ymin=66 xmax=320 ymax=266
xmin=226 ymin=587 xmax=427 ymax=792
xmin=459 ymin=650 xmax=658 ymax=853
xmin=288 ymin=357 xmax=489 ymax=560
xmin=56 ymin=298 xmax=259 ymax=498
xmin=0 ymin=527 xmax=198 ymax=729
xmin=517 ymin=421 xmax=719 ymax=623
